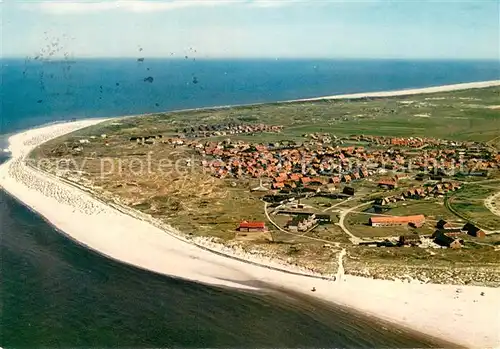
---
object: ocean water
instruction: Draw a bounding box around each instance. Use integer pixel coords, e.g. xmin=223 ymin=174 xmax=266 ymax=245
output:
xmin=1 ymin=59 xmax=498 ymax=347
xmin=1 ymin=58 xmax=499 ymax=135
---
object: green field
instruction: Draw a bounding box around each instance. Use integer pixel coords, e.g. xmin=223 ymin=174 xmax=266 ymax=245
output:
xmin=447 ymin=182 xmax=500 ymax=230
xmin=39 ymin=86 xmax=500 ymax=146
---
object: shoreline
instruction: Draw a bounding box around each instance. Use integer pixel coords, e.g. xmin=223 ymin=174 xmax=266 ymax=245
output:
xmin=1 ymin=83 xmax=500 ymax=347
xmin=292 ymin=79 xmax=500 ymax=102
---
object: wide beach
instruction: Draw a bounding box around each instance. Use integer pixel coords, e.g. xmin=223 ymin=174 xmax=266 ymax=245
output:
xmin=1 ymin=81 xmax=500 ymax=348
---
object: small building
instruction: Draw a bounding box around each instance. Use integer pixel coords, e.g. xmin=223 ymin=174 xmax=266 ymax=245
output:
xmin=237 ymin=221 xmax=267 ymax=232
xmin=433 ymin=231 xmax=462 ymax=249
xmin=436 ymin=219 xmax=451 ymax=230
xmin=331 ymin=176 xmax=341 ymax=184
xmin=432 ymin=229 xmax=463 ymax=238
xmin=398 ymin=234 xmax=421 ymax=246
xmin=287 ymin=214 xmax=317 ymax=232
xmin=342 ymin=186 xmax=355 ymax=196
xmin=369 ymin=215 xmax=425 ymax=227
xmin=315 ymin=214 xmax=332 ymax=224
xmin=467 ymin=170 xmax=489 ymax=177
xmin=378 ymin=178 xmax=398 ymax=189
xmin=462 ymin=223 xmax=486 ymax=238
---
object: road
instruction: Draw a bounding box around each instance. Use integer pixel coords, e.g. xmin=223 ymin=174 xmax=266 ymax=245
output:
xmin=322 ymin=197 xmax=352 ymax=212
xmin=263 ymin=202 xmax=335 ymax=244
xmin=265 ymin=199 xmax=374 ymax=245
xmin=336 ymin=201 xmax=373 ymax=244
xmin=484 ymin=191 xmax=500 ymax=219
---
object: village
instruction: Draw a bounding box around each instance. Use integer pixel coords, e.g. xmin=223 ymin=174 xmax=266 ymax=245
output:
xmin=117 ymin=122 xmax=500 ymax=253
xmin=30 ymin=84 xmax=500 ymax=286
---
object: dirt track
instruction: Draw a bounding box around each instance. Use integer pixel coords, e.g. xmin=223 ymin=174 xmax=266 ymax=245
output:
xmin=484 ymin=191 xmax=500 ymax=218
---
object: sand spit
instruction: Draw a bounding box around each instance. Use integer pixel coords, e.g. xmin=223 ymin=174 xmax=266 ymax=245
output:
xmin=293 ymin=80 xmax=500 ymax=102
xmin=2 ymin=85 xmax=500 ymax=348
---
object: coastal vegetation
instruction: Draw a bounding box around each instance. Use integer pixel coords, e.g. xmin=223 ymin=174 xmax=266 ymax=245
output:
xmin=30 ymin=86 xmax=500 ymax=286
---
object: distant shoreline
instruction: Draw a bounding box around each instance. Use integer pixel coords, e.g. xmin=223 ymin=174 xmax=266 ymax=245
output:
xmin=153 ymin=79 xmax=500 ymax=113
xmin=290 ymin=80 xmax=500 ymax=102
xmin=112 ymin=80 xmax=500 ymax=130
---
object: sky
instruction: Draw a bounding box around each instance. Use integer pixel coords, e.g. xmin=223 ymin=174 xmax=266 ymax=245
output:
xmin=1 ymin=0 xmax=499 ymax=59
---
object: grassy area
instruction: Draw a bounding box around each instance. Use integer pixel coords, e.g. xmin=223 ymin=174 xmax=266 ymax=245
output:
xmin=387 ymin=200 xmax=462 ymax=222
xmin=344 ymin=211 xmax=430 ymax=238
xmin=34 ymin=86 xmax=500 ymax=147
xmin=345 ymin=199 xmax=462 ymax=238
xmin=348 ymin=244 xmax=500 ymax=266
xmin=448 ymin=183 xmax=500 ymax=230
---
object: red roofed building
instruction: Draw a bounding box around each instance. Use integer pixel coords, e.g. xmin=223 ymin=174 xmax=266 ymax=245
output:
xmin=301 ymin=177 xmax=312 ymax=185
xmin=237 ymin=221 xmax=267 ymax=232
xmin=331 ymin=176 xmax=341 ymax=184
xmin=342 ymin=175 xmax=352 ymax=183
xmin=272 ymin=182 xmax=285 ymax=189
xmin=378 ymin=178 xmax=398 ymax=189
xmin=369 ymin=215 xmax=425 ymax=228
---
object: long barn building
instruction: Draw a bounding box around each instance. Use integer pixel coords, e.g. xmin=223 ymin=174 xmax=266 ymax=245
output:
xmin=369 ymin=215 xmax=425 ymax=228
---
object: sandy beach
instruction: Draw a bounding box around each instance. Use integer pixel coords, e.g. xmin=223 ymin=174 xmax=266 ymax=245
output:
xmin=294 ymin=80 xmax=500 ymax=102
xmin=1 ymin=82 xmax=500 ymax=348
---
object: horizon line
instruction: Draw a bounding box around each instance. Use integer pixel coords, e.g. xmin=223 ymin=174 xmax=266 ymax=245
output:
xmin=1 ymin=56 xmax=499 ymax=61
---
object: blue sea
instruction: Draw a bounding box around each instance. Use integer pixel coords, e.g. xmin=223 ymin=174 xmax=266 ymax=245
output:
xmin=1 ymin=58 xmax=498 ymax=347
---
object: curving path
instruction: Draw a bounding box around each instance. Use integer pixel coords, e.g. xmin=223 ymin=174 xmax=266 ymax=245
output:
xmin=337 ymin=201 xmax=373 ymax=244
xmin=485 ymin=191 xmax=500 ymax=218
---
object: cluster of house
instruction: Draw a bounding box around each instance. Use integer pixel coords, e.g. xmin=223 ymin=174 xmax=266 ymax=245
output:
xmin=376 ymin=180 xmax=462 ymax=202
xmin=364 ymin=216 xmax=486 ymax=249
xmin=402 ymin=181 xmax=462 ymax=198
xmin=435 ymin=220 xmax=486 ymax=238
xmin=286 ymin=214 xmax=318 ymax=232
xmin=235 ymin=212 xmax=331 ymax=234
xmin=129 ymin=134 xmax=163 ymax=145
xmin=400 ymin=221 xmax=486 ymax=249
xmin=283 ymin=213 xmax=331 ymax=232
xmin=377 ymin=174 xmax=409 ymax=189
xmin=176 ymin=123 xmax=283 ymax=138
xmin=271 ymin=170 xmax=370 ymax=193
xmin=409 ymin=148 xmax=499 ymax=176
xmin=347 ymin=134 xmax=491 ymax=151
xmin=156 ymin=132 xmax=498 ymax=196
xmin=193 ymin=141 xmax=376 ymax=187
xmin=394 ymin=232 xmax=464 ymax=249
xmin=348 ymin=135 xmax=437 ymax=148
xmin=303 ymin=133 xmax=336 ymax=144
